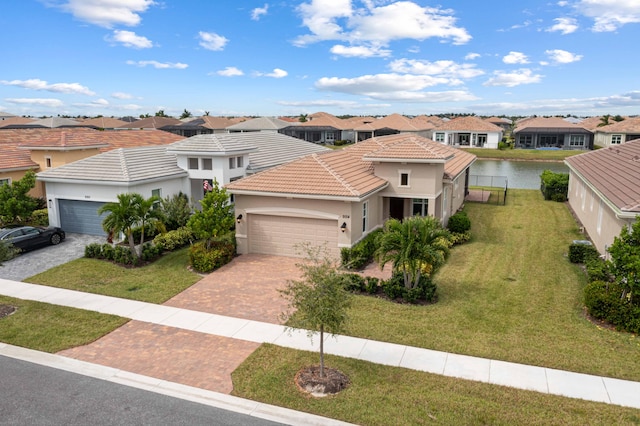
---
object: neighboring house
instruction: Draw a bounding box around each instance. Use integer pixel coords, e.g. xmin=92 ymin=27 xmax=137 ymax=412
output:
xmin=80 ymin=117 xmax=133 ymax=129
xmin=0 ymin=116 xmax=38 ymax=128
xmin=160 ymin=116 xmax=245 ymax=137
xmin=2 ymin=117 xmax=92 ymax=129
xmin=592 ymin=116 xmax=640 ymax=148
xmin=37 ymin=132 xmax=329 ymax=235
xmin=280 ymin=112 xmax=354 ymax=144
xmin=227 ymin=133 xmax=476 ymax=258
xmin=0 ymin=128 xmax=185 ymax=198
xmin=565 ymin=140 xmax=640 ymax=254
xmin=513 ymin=117 xmax=593 ymax=150
xmin=484 ymin=116 xmax=512 ymax=132
xmin=119 ymin=116 xmax=182 ymax=130
xmin=431 ymin=116 xmax=503 ymax=149
xmin=226 ymin=116 xmax=292 ymax=133
xmin=353 ymin=113 xmax=433 ymax=142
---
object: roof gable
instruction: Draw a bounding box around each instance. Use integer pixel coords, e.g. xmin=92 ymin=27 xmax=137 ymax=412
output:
xmin=594 ymin=116 xmax=640 ymax=134
xmin=434 ymin=116 xmax=503 ymax=132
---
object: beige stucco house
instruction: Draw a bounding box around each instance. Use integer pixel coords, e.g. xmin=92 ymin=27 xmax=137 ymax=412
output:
xmin=227 ymin=133 xmax=476 ymax=258
xmin=565 ymin=140 xmax=640 ymax=254
xmin=592 ymin=116 xmax=640 ymax=148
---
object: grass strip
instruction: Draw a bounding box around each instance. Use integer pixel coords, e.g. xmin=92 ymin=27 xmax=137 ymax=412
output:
xmin=232 ymin=344 xmax=640 ymax=426
xmin=25 ymin=247 xmax=201 ymax=304
xmin=0 ymin=295 xmax=127 ymax=353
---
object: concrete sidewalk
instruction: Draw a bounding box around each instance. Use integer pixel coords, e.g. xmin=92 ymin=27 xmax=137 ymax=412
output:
xmin=2 ymin=278 xmax=640 ymax=410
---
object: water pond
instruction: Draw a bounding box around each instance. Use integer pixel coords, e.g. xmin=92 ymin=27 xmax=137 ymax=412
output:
xmin=469 ymin=159 xmax=569 ymax=190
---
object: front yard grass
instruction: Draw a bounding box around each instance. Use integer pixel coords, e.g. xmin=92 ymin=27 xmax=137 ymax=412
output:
xmin=25 ymin=247 xmax=201 ymax=304
xmin=232 ymin=344 xmax=640 ymax=426
xmin=0 ymin=295 xmax=127 ymax=353
xmin=288 ymin=190 xmax=640 ymax=381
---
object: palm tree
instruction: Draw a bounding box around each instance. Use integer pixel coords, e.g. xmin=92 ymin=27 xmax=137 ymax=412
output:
xmin=99 ymin=193 xmax=163 ymax=259
xmin=598 ymin=114 xmax=611 ymax=127
xmin=375 ymin=216 xmax=451 ymax=289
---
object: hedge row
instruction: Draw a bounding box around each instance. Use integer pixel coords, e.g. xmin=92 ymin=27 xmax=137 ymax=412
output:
xmin=84 ymin=242 xmax=162 ymax=265
xmin=340 ymin=228 xmax=383 ymax=270
xmin=342 ymin=272 xmax=437 ymax=304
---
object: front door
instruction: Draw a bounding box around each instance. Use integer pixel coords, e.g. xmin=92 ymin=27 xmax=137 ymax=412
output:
xmin=389 ymin=198 xmax=404 ymax=220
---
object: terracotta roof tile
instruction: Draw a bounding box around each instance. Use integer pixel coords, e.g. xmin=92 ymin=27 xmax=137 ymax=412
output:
xmin=81 ymin=117 xmax=132 ymax=128
xmin=354 ymin=113 xmax=421 ymax=131
xmin=565 ymin=140 xmax=640 ymax=213
xmin=594 ymin=116 xmax=640 ymax=133
xmin=433 ymin=116 xmax=503 ymax=132
xmin=227 ymin=134 xmax=476 ymax=199
xmin=0 ymin=117 xmax=36 ymax=128
xmin=514 ymin=117 xmax=590 ymax=132
xmin=120 ymin=116 xmax=182 ymax=129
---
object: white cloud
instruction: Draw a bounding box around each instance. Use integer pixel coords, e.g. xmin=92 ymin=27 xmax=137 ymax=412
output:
xmin=126 ymin=60 xmax=188 ymax=69
xmin=74 ymin=98 xmax=110 ymax=108
xmin=330 ymin=44 xmax=391 ymax=58
xmin=503 ymin=51 xmax=529 ymax=64
xmin=264 ymin=68 xmax=288 ymax=78
xmin=6 ymin=98 xmax=64 ymax=107
xmin=294 ymin=0 xmax=470 ymax=50
xmin=545 ymin=49 xmax=583 ymax=64
xmin=56 ymin=0 xmax=155 ymax=28
xmin=574 ymin=0 xmax=640 ymax=32
xmin=216 ymin=67 xmax=244 ymax=77
xmin=483 ymin=69 xmax=543 ymax=87
xmin=389 ymin=59 xmax=484 ymax=80
xmin=465 ymin=52 xmax=481 ymax=60
xmin=547 ymin=17 xmax=579 ymax=34
xmin=198 ymin=31 xmax=228 ymax=51
xmin=108 ymin=30 xmax=153 ymax=48
xmin=558 ymin=1 xmax=569 ymax=6
xmin=1 ymin=78 xmax=95 ymax=95
xmin=111 ymin=92 xmax=133 ymax=99
xmin=251 ymin=4 xmax=269 ymax=20
xmin=278 ymin=99 xmax=391 ymax=109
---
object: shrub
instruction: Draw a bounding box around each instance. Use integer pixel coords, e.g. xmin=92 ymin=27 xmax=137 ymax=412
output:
xmin=101 ymin=243 xmax=115 ymax=261
xmin=341 ymin=228 xmax=383 ymax=270
xmin=586 ymin=257 xmax=613 ymax=283
xmin=28 ymin=209 xmax=49 ymax=226
xmin=153 ymin=226 xmax=194 ymax=251
xmin=498 ymin=140 xmax=510 ymax=150
xmin=113 ymin=245 xmax=137 ymax=265
xmin=540 ymin=170 xmax=569 ymax=202
xmin=188 ymin=239 xmax=235 ymax=273
xmin=333 ymin=140 xmax=352 ymax=146
xmin=141 ymin=243 xmax=163 ymax=262
xmin=447 ymin=211 xmax=471 ymax=234
xmin=584 ymin=280 xmax=640 ymax=333
xmin=381 ymin=273 xmax=405 ymax=300
xmin=343 ymin=273 xmax=366 ymax=292
xmin=160 ymin=192 xmax=192 ymax=231
xmin=84 ymin=243 xmax=103 ymax=258
xmin=568 ymin=241 xmax=599 ymax=263
xmin=131 ymin=225 xmax=161 ymax=244
xmin=449 ymin=231 xmax=471 ymax=246
xmin=365 ymin=276 xmax=380 ymax=294
xmin=418 ymin=275 xmax=438 ymax=303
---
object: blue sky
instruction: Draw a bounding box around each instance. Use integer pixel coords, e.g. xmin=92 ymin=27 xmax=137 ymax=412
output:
xmin=1 ymin=0 xmax=639 ymax=118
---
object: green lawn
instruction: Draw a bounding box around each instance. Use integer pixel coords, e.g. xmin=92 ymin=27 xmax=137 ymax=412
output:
xmin=232 ymin=345 xmax=640 ymax=426
xmin=336 ymin=190 xmax=640 ymax=381
xmin=463 ymin=147 xmax=583 ymax=161
xmin=0 ymin=295 xmax=127 ymax=353
xmin=26 ymin=247 xmax=201 ymax=303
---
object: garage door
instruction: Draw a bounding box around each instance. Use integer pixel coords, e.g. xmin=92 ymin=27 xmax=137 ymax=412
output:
xmin=58 ymin=199 xmax=107 ymax=236
xmin=248 ymin=215 xmax=339 ymax=258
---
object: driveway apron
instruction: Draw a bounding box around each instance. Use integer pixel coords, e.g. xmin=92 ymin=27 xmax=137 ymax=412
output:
xmin=58 ymin=254 xmax=303 ymax=394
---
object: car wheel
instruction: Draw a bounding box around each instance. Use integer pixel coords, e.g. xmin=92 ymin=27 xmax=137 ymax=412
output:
xmin=50 ymin=233 xmax=62 ymax=245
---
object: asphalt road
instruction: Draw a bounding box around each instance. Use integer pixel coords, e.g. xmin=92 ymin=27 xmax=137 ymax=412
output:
xmin=0 ymin=355 xmax=283 ymax=426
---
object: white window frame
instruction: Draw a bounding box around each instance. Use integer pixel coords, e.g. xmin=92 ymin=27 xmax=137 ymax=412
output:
xmin=0 ymin=178 xmax=10 ymax=186
xmin=362 ymin=201 xmax=368 ymax=232
xmin=611 ymin=134 xmax=622 ymax=145
xmin=412 ymin=198 xmax=429 ymax=217
xmin=188 ymin=157 xmax=199 ymax=170
xmin=151 ymin=188 xmax=161 ymax=209
xmin=45 ymin=156 xmax=52 ymax=168
xmin=236 ymin=156 xmax=243 ymax=168
xmin=229 ymin=157 xmax=236 ymax=169
xmin=434 ymin=132 xmax=445 ymax=143
xmin=570 ymin=134 xmax=585 ymax=147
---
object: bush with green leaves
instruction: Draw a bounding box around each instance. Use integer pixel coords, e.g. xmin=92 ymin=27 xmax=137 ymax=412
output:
xmin=364 ymin=276 xmax=380 ymax=294
xmin=540 ymin=170 xmax=569 ymax=202
xmin=28 ymin=209 xmax=49 ymax=226
xmin=0 ymin=240 xmax=19 ymax=264
xmin=584 ymin=280 xmax=640 ymax=333
xmin=188 ymin=238 xmax=235 ymax=273
xmin=447 ymin=211 xmax=471 ymax=234
xmin=101 ymin=243 xmax=115 ymax=261
xmin=568 ymin=242 xmax=600 ymax=263
xmin=141 ymin=243 xmax=163 ymax=262
xmin=84 ymin=243 xmax=102 ymax=258
xmin=0 ymin=170 xmax=39 ymax=225
xmin=153 ymin=226 xmax=194 ymax=251
xmin=341 ymin=229 xmax=382 ymax=270
xmin=381 ymin=273 xmax=405 ymax=300
xmin=449 ymin=230 xmax=471 ymax=246
xmin=160 ymin=192 xmax=192 ymax=231
xmin=586 ymin=257 xmax=613 ymax=283
xmin=343 ymin=273 xmax=366 ymax=292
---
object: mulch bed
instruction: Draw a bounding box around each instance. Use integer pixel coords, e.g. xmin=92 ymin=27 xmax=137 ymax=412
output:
xmin=295 ymin=365 xmax=350 ymax=397
xmin=0 ymin=304 xmax=17 ymax=319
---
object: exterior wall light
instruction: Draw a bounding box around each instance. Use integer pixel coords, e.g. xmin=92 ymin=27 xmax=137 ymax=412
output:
xmin=236 ymin=214 xmax=243 ymax=223
xmin=340 ymin=222 xmax=347 ymax=232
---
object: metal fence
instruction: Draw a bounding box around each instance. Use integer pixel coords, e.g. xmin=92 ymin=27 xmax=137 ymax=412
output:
xmin=467 ymin=175 xmax=508 ymax=205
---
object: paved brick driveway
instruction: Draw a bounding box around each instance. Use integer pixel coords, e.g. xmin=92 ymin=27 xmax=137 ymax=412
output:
xmin=59 ymin=254 xmax=302 ymax=394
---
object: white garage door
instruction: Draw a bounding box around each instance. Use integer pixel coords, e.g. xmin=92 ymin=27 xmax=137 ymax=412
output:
xmin=248 ymin=215 xmax=339 ymax=258
xmin=58 ymin=199 xmax=107 ymax=236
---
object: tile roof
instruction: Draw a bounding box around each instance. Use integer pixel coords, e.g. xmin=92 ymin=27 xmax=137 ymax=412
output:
xmin=593 ymin=116 xmax=640 ymax=133
xmin=81 ymin=117 xmax=132 ymax=128
xmin=514 ymin=117 xmax=591 ymax=133
xmin=226 ymin=116 xmax=292 ymax=131
xmin=120 ymin=116 xmax=182 ymax=129
xmin=167 ymin=132 xmax=330 ymax=172
xmin=37 ymin=146 xmax=187 ymax=183
xmin=297 ymin=113 xmax=350 ymax=129
xmin=226 ymin=134 xmax=476 ymax=199
xmin=0 ymin=117 xmax=36 ymax=128
xmin=362 ymin=135 xmax=455 ymax=162
xmin=22 ymin=117 xmax=85 ymax=128
xmin=354 ymin=113 xmax=422 ymax=131
xmin=410 ymin=115 xmax=444 ymax=129
xmin=565 ymin=140 xmax=640 ymax=213
xmin=433 ymin=116 xmax=503 ymax=132
xmin=578 ymin=116 xmax=606 ymax=131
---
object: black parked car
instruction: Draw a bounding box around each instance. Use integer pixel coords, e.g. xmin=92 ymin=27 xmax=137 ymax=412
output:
xmin=0 ymin=226 xmax=66 ymax=252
